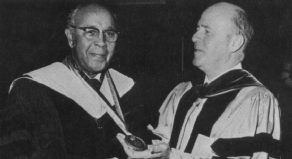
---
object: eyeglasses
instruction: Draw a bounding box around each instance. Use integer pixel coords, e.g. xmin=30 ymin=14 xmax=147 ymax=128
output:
xmin=70 ymin=25 xmax=119 ymax=42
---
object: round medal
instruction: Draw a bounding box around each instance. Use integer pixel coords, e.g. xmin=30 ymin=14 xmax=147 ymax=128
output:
xmin=125 ymin=135 xmax=147 ymax=151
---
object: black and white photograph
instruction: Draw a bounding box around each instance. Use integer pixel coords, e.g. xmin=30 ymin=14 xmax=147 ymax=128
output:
xmin=0 ymin=0 xmax=291 ymax=158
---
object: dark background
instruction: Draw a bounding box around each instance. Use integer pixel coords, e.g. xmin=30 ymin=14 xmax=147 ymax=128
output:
xmin=0 ymin=0 xmax=291 ymax=157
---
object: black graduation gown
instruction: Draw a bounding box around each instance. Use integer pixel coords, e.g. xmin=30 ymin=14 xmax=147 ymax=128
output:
xmin=0 ymin=78 xmax=125 ymax=159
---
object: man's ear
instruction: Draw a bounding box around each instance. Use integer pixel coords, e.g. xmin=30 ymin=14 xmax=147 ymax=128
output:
xmin=65 ymin=28 xmax=75 ymax=48
xmin=229 ymin=33 xmax=244 ymax=53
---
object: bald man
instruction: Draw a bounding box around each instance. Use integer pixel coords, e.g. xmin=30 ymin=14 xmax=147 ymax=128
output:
xmin=117 ymin=2 xmax=281 ymax=159
xmin=1 ymin=3 xmax=133 ymax=159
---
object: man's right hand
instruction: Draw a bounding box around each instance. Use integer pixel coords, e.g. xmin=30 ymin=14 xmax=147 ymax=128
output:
xmin=116 ymin=133 xmax=170 ymax=159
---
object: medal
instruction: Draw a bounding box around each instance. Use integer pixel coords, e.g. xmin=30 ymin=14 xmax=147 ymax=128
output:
xmin=125 ymin=135 xmax=147 ymax=151
xmin=93 ymin=71 xmax=147 ymax=151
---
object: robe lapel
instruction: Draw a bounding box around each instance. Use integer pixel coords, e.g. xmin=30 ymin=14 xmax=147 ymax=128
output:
xmin=169 ymin=69 xmax=263 ymax=152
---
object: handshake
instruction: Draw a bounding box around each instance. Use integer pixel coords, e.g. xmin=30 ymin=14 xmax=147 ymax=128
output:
xmin=116 ymin=133 xmax=170 ymax=159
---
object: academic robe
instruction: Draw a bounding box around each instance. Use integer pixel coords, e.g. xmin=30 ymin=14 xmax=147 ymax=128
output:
xmin=151 ymin=69 xmax=281 ymax=159
xmin=0 ymin=62 xmax=134 ymax=159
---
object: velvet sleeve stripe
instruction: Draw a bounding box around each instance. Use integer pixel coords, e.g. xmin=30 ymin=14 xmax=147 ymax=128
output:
xmin=211 ymin=133 xmax=281 ymax=158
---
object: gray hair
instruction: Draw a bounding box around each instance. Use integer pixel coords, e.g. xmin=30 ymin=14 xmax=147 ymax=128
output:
xmin=66 ymin=3 xmax=117 ymax=28
xmin=232 ymin=8 xmax=254 ymax=49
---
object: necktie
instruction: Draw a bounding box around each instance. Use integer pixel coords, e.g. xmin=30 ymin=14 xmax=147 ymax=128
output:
xmin=78 ymin=70 xmax=104 ymax=91
xmin=196 ymin=83 xmax=208 ymax=98
xmin=87 ymin=78 xmax=102 ymax=92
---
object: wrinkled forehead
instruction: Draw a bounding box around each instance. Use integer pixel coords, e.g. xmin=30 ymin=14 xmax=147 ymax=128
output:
xmin=75 ymin=6 xmax=115 ymax=29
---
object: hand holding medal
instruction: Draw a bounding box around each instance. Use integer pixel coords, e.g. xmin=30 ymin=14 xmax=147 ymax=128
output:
xmin=124 ymin=135 xmax=147 ymax=151
xmin=117 ymin=133 xmax=170 ymax=159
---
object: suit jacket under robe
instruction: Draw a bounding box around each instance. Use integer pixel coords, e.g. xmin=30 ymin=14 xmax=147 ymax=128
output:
xmin=152 ymin=80 xmax=280 ymax=159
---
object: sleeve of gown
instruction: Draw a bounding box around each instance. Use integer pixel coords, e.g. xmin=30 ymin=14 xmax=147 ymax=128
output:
xmin=0 ymin=79 xmax=67 ymax=159
xmin=252 ymin=87 xmax=281 ymax=159
xmin=211 ymin=87 xmax=281 ymax=159
xmin=167 ymin=87 xmax=281 ymax=159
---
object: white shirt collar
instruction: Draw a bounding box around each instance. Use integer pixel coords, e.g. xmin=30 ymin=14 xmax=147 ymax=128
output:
xmin=94 ymin=73 xmax=102 ymax=82
xmin=81 ymin=72 xmax=102 ymax=82
xmin=204 ymin=63 xmax=242 ymax=84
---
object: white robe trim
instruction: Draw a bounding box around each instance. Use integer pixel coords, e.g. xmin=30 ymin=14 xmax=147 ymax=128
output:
xmin=152 ymin=81 xmax=280 ymax=159
xmin=9 ymin=62 xmax=135 ymax=125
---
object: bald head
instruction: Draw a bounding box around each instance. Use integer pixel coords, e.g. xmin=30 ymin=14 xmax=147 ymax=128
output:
xmin=204 ymin=2 xmax=241 ymax=18
xmin=192 ymin=2 xmax=253 ymax=78
xmin=208 ymin=2 xmax=241 ymax=12
xmin=205 ymin=2 xmax=254 ymax=50
xmin=201 ymin=2 xmax=239 ymax=35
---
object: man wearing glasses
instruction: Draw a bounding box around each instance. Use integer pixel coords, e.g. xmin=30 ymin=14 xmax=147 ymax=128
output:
xmin=1 ymin=3 xmax=133 ymax=159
